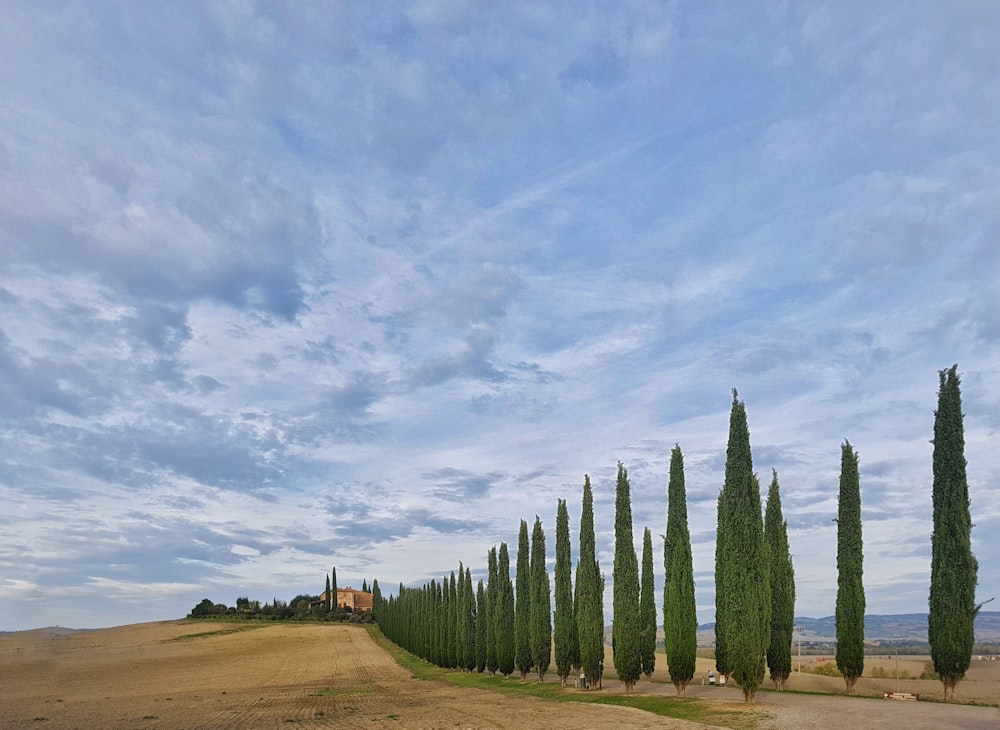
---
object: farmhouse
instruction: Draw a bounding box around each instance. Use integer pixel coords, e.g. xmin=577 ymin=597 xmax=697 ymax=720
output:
xmin=309 ymin=587 xmax=373 ymax=612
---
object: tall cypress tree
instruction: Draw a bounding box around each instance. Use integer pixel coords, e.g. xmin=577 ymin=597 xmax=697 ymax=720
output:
xmin=463 ymin=565 xmax=477 ymax=671
xmin=640 ymin=527 xmax=657 ymax=678
xmin=575 ymin=475 xmax=604 ymax=689
xmin=929 ymin=365 xmax=983 ymax=701
xmin=447 ymin=571 xmax=458 ymax=668
xmin=613 ymin=462 xmax=642 ymax=692
xmin=835 ymin=440 xmax=864 ymax=694
xmin=530 ymin=516 xmax=552 ymax=681
xmin=435 ymin=579 xmax=446 ymax=667
xmin=331 ymin=566 xmax=338 ymax=612
xmin=716 ymin=390 xmax=770 ymax=702
xmin=514 ymin=520 xmax=532 ymax=678
xmin=496 ymin=542 xmax=515 ymax=677
xmin=554 ymin=499 xmax=575 ymax=686
xmin=456 ymin=564 xmax=470 ymax=670
xmin=663 ymin=445 xmax=697 ymax=696
xmin=486 ymin=546 xmax=499 ymax=675
xmin=325 ymin=573 xmax=331 ymax=613
xmin=476 ymin=578 xmax=487 ymax=672
xmin=765 ymin=469 xmax=795 ymax=690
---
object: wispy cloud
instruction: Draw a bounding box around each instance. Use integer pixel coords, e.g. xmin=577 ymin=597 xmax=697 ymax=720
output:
xmin=0 ymin=1 xmax=998 ymax=631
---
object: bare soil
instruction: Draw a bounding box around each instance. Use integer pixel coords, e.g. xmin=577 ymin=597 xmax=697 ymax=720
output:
xmin=1 ymin=621 xmax=997 ymax=729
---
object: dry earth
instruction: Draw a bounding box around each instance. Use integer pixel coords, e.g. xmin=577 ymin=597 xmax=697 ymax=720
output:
xmin=1 ymin=620 xmax=997 ymax=730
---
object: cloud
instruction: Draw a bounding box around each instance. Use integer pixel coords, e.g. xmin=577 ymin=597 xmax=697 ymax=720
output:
xmin=1 ymin=1 xmax=999 ymax=631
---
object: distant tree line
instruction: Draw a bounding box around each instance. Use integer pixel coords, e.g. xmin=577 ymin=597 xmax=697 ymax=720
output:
xmin=186 ymin=572 xmax=377 ymax=624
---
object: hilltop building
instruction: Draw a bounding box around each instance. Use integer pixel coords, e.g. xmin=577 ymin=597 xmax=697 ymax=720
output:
xmin=308 ymin=587 xmax=373 ymax=612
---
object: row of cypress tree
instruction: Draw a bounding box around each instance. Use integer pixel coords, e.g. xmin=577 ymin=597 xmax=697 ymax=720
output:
xmin=373 ymin=482 xmax=611 ymax=686
xmin=376 ymin=366 xmax=980 ymax=703
xmin=374 ymin=460 xmax=698 ymax=694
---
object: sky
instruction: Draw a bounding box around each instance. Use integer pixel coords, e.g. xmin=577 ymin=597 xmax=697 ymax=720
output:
xmin=1 ymin=1 xmax=999 ymax=632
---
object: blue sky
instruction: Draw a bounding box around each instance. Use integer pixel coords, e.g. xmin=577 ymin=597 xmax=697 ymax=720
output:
xmin=1 ymin=2 xmax=998 ymax=632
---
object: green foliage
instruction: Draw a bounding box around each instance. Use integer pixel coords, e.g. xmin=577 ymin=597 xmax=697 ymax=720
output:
xmin=929 ymin=365 xmax=980 ymax=700
xmin=920 ymin=660 xmax=940 ymax=681
xmin=530 ymin=515 xmax=552 ymax=680
xmin=765 ymin=470 xmax=795 ymax=689
xmin=640 ymin=527 xmax=656 ymax=678
xmin=613 ymin=462 xmax=642 ymax=692
xmin=803 ymin=661 xmax=842 ymax=677
xmin=496 ymin=542 xmax=516 ymax=677
xmin=554 ymin=499 xmax=575 ymax=684
xmin=715 ymin=391 xmax=770 ymax=702
xmin=462 ymin=565 xmax=477 ymax=671
xmin=485 ymin=547 xmax=499 ymax=675
xmin=446 ymin=571 xmax=458 ymax=668
xmin=331 ymin=567 xmax=338 ymax=612
xmin=575 ymin=475 xmax=604 ymax=688
xmin=663 ymin=445 xmax=697 ymax=695
xmin=835 ymin=440 xmax=865 ymax=693
xmin=475 ymin=579 xmax=487 ymax=672
xmin=514 ymin=519 xmax=532 ymax=678
xmin=190 ymin=598 xmax=220 ymax=617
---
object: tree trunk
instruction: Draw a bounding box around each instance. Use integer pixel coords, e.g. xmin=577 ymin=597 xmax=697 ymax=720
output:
xmin=843 ymin=675 xmax=858 ymax=694
xmin=674 ymin=681 xmax=688 ymax=697
xmin=942 ymin=677 xmax=957 ymax=702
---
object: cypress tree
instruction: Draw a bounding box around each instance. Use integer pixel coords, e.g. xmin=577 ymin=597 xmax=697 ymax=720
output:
xmin=325 ymin=574 xmax=331 ymax=613
xmin=716 ymin=390 xmax=770 ymax=702
xmin=362 ymin=578 xmax=369 ymax=593
xmin=575 ymin=475 xmax=604 ymax=689
xmin=496 ymin=541 xmax=516 ymax=677
xmin=554 ymin=499 xmax=575 ymax=686
xmin=515 ymin=519 xmax=532 ymax=678
xmin=835 ymin=440 xmax=864 ymax=694
xmin=455 ymin=569 xmax=467 ymax=670
xmin=929 ymin=365 xmax=983 ymax=701
xmin=476 ymin=578 xmax=487 ymax=672
xmin=456 ymin=564 xmax=469 ymax=670
xmin=427 ymin=580 xmax=440 ymax=665
xmin=486 ymin=546 xmax=499 ymax=675
xmin=463 ymin=565 xmax=477 ymax=671
xmin=447 ymin=571 xmax=458 ymax=668
xmin=331 ymin=566 xmax=338 ymax=612
xmin=530 ymin=515 xmax=552 ymax=681
xmin=663 ymin=445 xmax=697 ymax=696
xmin=640 ymin=527 xmax=656 ymax=678
xmin=613 ymin=462 xmax=642 ymax=692
xmin=765 ymin=469 xmax=795 ymax=691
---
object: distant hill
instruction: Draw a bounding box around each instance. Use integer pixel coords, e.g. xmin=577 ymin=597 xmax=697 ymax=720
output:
xmin=696 ymin=611 xmax=1000 ymax=644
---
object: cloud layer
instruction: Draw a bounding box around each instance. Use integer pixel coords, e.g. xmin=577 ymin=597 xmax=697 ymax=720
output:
xmin=1 ymin=1 xmax=999 ymax=630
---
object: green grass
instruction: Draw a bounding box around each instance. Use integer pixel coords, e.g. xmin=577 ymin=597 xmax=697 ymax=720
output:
xmin=307 ymin=688 xmax=374 ymax=698
xmin=166 ymin=624 xmax=270 ymax=642
xmin=365 ymin=625 xmax=763 ymax=729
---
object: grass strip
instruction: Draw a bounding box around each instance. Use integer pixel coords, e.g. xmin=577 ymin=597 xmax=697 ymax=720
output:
xmin=365 ymin=625 xmax=762 ymax=729
xmin=167 ymin=624 xmax=271 ymax=642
